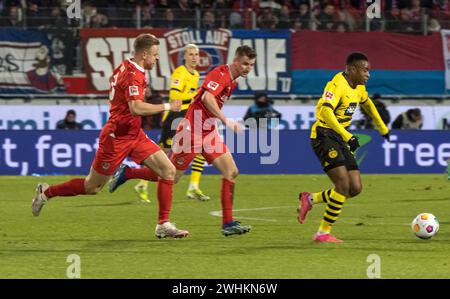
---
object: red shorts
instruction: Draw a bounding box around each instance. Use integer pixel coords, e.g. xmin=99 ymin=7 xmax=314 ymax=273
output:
xmin=170 ymin=131 xmax=228 ymax=171
xmin=92 ymin=128 xmax=160 ymax=175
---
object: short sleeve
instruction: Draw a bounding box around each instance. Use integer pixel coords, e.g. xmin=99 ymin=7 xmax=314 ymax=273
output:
xmin=202 ymin=70 xmax=226 ymax=97
xmin=321 ymin=81 xmax=341 ymax=109
xmin=124 ymin=75 xmax=145 ymax=102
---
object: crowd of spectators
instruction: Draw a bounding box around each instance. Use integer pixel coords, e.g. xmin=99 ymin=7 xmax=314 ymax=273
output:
xmin=0 ymin=0 xmax=449 ymax=33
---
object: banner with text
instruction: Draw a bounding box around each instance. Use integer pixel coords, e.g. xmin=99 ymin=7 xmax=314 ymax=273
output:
xmin=1 ymin=105 xmax=450 ymax=131
xmin=80 ymin=28 xmax=291 ymax=95
xmin=0 ymin=130 xmax=448 ymax=175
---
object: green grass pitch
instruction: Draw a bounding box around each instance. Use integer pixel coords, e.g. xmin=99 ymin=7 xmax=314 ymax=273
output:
xmin=0 ymin=174 xmax=448 ymax=278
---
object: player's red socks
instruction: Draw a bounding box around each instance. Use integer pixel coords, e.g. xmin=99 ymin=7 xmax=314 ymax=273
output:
xmin=157 ymin=179 xmax=173 ymax=224
xmin=124 ymin=167 xmax=158 ymax=181
xmin=44 ymin=178 xmax=86 ymax=199
xmin=221 ymin=178 xmax=234 ymax=225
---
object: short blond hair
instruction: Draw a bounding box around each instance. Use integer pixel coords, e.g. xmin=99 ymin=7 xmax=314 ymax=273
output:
xmin=184 ymin=43 xmax=199 ymax=54
xmin=134 ymin=33 xmax=159 ymax=53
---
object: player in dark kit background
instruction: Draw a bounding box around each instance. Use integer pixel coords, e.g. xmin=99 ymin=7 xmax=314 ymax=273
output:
xmin=297 ymin=53 xmax=390 ymax=243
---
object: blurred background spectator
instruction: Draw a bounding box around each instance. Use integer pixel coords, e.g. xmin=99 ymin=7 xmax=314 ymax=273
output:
xmin=141 ymin=87 xmax=163 ymax=131
xmin=56 ymin=109 xmax=83 ymax=130
xmin=392 ymin=108 xmax=423 ymax=129
xmin=1 ymin=0 xmax=449 ymax=33
xmin=244 ymin=93 xmax=282 ymax=129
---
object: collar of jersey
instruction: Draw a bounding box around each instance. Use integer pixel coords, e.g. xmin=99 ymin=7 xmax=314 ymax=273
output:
xmin=127 ymin=58 xmax=145 ymax=73
xmin=339 ymin=72 xmax=358 ymax=90
xmin=226 ymin=64 xmax=235 ymax=81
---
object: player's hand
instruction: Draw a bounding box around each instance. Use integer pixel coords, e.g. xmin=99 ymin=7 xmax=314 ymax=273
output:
xmin=347 ymin=136 xmax=360 ymax=152
xmin=226 ymin=119 xmax=243 ymax=133
xmin=170 ymin=100 xmax=182 ymax=112
xmin=382 ymin=132 xmax=390 ymax=142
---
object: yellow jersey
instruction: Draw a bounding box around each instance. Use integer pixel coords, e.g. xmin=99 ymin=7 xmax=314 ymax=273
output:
xmin=311 ymin=72 xmax=388 ymax=141
xmin=168 ymin=65 xmax=199 ymax=111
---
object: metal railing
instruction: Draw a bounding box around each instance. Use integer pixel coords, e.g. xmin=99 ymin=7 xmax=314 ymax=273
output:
xmin=1 ymin=93 xmax=449 ymax=103
xmin=1 ymin=6 xmax=447 ymax=34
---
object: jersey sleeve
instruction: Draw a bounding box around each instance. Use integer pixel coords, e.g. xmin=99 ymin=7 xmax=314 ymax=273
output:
xmin=321 ymin=81 xmax=341 ymax=109
xmin=169 ymin=69 xmax=186 ymax=99
xmin=202 ymin=70 xmax=226 ymax=97
xmin=123 ymin=73 xmax=146 ymax=102
xmin=359 ymin=88 xmax=369 ymax=105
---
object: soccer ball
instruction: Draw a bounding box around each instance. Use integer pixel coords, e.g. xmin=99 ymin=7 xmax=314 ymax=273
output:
xmin=411 ymin=213 xmax=439 ymax=240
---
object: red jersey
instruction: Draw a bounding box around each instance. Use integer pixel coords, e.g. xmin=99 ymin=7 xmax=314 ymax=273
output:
xmin=185 ymin=64 xmax=237 ymax=133
xmin=105 ymin=58 xmax=147 ymax=139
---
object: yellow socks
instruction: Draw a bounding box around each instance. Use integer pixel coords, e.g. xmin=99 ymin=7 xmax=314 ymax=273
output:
xmin=318 ymin=189 xmax=347 ymax=234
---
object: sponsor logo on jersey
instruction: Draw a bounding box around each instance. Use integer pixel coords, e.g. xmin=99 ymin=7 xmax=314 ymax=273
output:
xmin=175 ymin=157 xmax=185 ymax=166
xmin=172 ymin=78 xmax=180 ymax=86
xmin=328 ymin=149 xmax=338 ymax=159
xmin=325 ymin=91 xmax=334 ymax=101
xmin=207 ymin=81 xmax=219 ymax=91
xmin=129 ymin=86 xmax=139 ymax=96
xmin=344 ymin=102 xmax=357 ymax=116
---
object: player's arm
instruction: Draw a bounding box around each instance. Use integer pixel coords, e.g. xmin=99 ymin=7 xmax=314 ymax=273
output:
xmin=169 ymin=71 xmax=186 ymax=101
xmin=360 ymin=97 xmax=390 ymax=139
xmin=319 ymin=82 xmax=353 ymax=142
xmin=202 ymin=91 xmax=241 ymax=132
xmin=124 ymin=77 xmax=182 ymax=116
xmin=128 ymin=100 xmax=181 ymax=116
xmin=319 ymin=105 xmax=353 ymax=142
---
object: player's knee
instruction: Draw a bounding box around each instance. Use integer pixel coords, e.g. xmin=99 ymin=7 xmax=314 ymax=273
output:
xmin=224 ymin=167 xmax=239 ymax=180
xmin=232 ymin=168 xmax=239 ymax=179
xmin=85 ymin=184 xmax=103 ymax=195
xmin=160 ymin=164 xmax=176 ymax=180
xmin=335 ymin=182 xmax=351 ymax=198
xmin=349 ymin=184 xmax=362 ymax=198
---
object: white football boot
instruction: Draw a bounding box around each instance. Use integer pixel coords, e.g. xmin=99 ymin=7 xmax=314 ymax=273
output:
xmin=31 ymin=182 xmax=49 ymax=217
xmin=155 ymin=222 xmax=189 ymax=239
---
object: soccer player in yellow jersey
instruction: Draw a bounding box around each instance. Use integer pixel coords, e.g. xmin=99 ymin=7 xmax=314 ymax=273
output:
xmin=134 ymin=44 xmax=211 ymax=202
xmin=297 ymin=53 xmax=390 ymax=243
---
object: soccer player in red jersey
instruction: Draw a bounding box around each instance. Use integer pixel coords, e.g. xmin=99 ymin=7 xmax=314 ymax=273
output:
xmin=171 ymin=45 xmax=256 ymax=236
xmin=31 ymin=34 xmax=189 ymax=239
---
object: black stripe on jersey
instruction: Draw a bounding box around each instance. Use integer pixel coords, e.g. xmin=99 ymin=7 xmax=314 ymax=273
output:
xmin=322 ymin=103 xmax=334 ymax=109
xmin=182 ymin=99 xmax=192 ymax=105
xmin=320 ymin=118 xmax=350 ymax=124
xmin=338 ymin=117 xmax=352 ymax=123
xmin=327 ymin=189 xmax=332 ymax=198
xmin=170 ymin=88 xmax=182 ymax=92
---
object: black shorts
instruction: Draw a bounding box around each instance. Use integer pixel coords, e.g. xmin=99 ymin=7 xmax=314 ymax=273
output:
xmin=159 ymin=110 xmax=187 ymax=148
xmin=310 ymin=127 xmax=359 ymax=172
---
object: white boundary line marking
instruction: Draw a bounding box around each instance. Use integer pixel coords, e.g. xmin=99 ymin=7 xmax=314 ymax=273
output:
xmin=209 ymin=206 xmax=295 ymax=222
xmin=209 ymin=206 xmax=413 ymax=225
